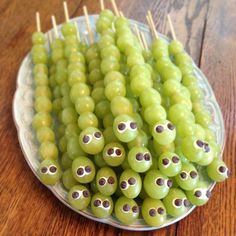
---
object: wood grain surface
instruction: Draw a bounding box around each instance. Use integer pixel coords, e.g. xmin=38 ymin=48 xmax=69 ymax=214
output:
xmin=0 ymin=0 xmax=235 ymax=235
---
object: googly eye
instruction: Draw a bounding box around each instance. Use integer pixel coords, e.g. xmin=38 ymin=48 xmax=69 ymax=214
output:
xmin=174 ymin=199 xmax=183 ymax=207
xmin=157 ymin=207 xmax=164 ymax=215
xmin=129 ymin=121 xmax=137 ymax=130
xmin=85 ymin=165 xmax=92 ymax=173
xmin=94 ymin=131 xmax=102 ymax=139
xmin=128 ymin=177 xmax=136 ymax=185
xmin=83 ymin=134 xmax=91 ymax=144
xmin=172 ymin=156 xmax=179 ymax=163
xmin=98 ymin=178 xmax=106 ymax=186
xmin=190 ymin=171 xmax=198 ymax=179
xmin=115 ymin=148 xmax=122 ymax=156
xmin=180 ymin=171 xmax=188 ymax=179
xmin=107 ymin=148 xmax=114 ymax=156
xmin=206 ymin=190 xmax=211 ymax=198
xmin=167 ymin=179 xmax=173 ymax=188
xmin=144 ymin=153 xmax=151 ymax=161
xmin=132 ymin=205 xmax=139 ymax=213
xmin=162 ymin=158 xmax=169 ymax=166
xmin=183 ymin=199 xmax=191 ymax=207
xmin=155 ymin=125 xmax=164 ymax=133
xmin=82 ymin=190 xmax=90 ymax=198
xmin=203 ymin=143 xmax=210 ymax=152
xmin=72 ymin=191 xmax=80 ymax=199
xmin=49 ymin=165 xmax=57 ymax=174
xmin=77 ymin=167 xmax=84 ymax=176
xmin=40 ymin=167 xmax=48 ymax=174
xmin=103 ymin=200 xmax=110 ymax=208
xmin=107 ymin=176 xmax=115 ymax=184
xmin=167 ymin=123 xmax=175 ymax=130
xmin=117 ymin=122 xmax=126 ymax=132
xmin=149 ymin=208 xmax=156 ymax=217
xmin=156 ymin=178 xmax=164 ymax=186
xmin=218 ymin=166 xmax=226 ymax=173
xmin=194 ymin=190 xmax=202 ymax=198
xmin=120 ymin=180 xmax=127 ymax=189
xmin=94 ymin=199 xmax=101 ymax=207
xmin=196 ymin=139 xmax=204 ymax=148
xmin=123 ymin=204 xmax=130 ymax=212
xmin=135 ymin=153 xmax=143 ymax=161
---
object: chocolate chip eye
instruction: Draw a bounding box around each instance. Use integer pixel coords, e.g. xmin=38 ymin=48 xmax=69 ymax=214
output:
xmin=120 ymin=181 xmax=127 ymax=189
xmin=172 ymin=156 xmax=179 ymax=163
xmin=98 ymin=178 xmax=106 ymax=186
xmin=107 ymin=148 xmax=114 ymax=155
xmin=149 ymin=209 xmax=156 ymax=217
xmin=144 ymin=153 xmax=151 ymax=161
xmin=132 ymin=205 xmax=138 ymax=213
xmin=85 ymin=166 xmax=92 ymax=173
xmin=94 ymin=199 xmax=101 ymax=207
xmin=167 ymin=179 xmax=173 ymax=188
xmin=206 ymin=190 xmax=211 ymax=198
xmin=162 ymin=158 xmax=169 ymax=165
xmin=180 ymin=172 xmax=187 ymax=179
xmin=194 ymin=190 xmax=202 ymax=197
xmin=49 ymin=166 xmax=57 ymax=173
xmin=174 ymin=199 xmax=183 ymax=206
xmin=190 ymin=171 xmax=198 ymax=179
xmin=83 ymin=135 xmax=90 ymax=144
xmin=83 ymin=190 xmax=89 ymax=198
xmin=196 ymin=140 xmax=204 ymax=147
xmin=204 ymin=143 xmax=210 ymax=152
xmin=103 ymin=200 xmax=110 ymax=208
xmin=156 ymin=178 xmax=164 ymax=186
xmin=118 ymin=123 xmax=126 ymax=131
xmin=77 ymin=167 xmax=84 ymax=176
xmin=157 ymin=207 xmax=164 ymax=215
xmin=41 ymin=167 xmax=47 ymax=173
xmin=184 ymin=199 xmax=190 ymax=207
xmin=94 ymin=131 xmax=101 ymax=138
xmin=130 ymin=122 xmax=137 ymax=129
xmin=167 ymin=123 xmax=175 ymax=130
xmin=136 ymin=153 xmax=143 ymax=161
xmin=219 ymin=166 xmax=226 ymax=173
xmin=123 ymin=204 xmax=130 ymax=212
xmin=115 ymin=148 xmax=122 ymax=156
xmin=107 ymin=176 xmax=115 ymax=184
xmin=72 ymin=191 xmax=79 ymax=199
xmin=155 ymin=125 xmax=164 ymax=133
xmin=128 ymin=177 xmax=136 ymax=185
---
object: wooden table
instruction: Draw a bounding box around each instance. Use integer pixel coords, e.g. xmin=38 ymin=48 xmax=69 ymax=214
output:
xmin=0 ymin=0 xmax=235 ymax=235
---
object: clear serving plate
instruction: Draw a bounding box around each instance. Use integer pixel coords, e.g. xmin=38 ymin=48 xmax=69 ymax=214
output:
xmin=13 ymin=15 xmax=225 ymax=231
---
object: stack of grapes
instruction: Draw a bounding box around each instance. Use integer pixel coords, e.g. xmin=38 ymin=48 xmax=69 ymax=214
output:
xmin=30 ymin=5 xmax=230 ymax=227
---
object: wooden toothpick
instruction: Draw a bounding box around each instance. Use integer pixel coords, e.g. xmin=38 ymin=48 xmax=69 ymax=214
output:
xmin=74 ymin=21 xmax=81 ymax=42
xmin=100 ymin=0 xmax=105 ymax=11
xmin=51 ymin=15 xmax=59 ymax=38
xmin=134 ymin=24 xmax=144 ymax=50
xmin=110 ymin=0 xmax=120 ymax=16
xmin=140 ymin=31 xmax=148 ymax=50
xmin=36 ymin=12 xmax=41 ymax=32
xmin=167 ymin=14 xmax=176 ymax=40
xmin=83 ymin=6 xmax=94 ymax=44
xmin=148 ymin=11 xmax=158 ymax=39
xmin=63 ymin=1 xmax=70 ymax=22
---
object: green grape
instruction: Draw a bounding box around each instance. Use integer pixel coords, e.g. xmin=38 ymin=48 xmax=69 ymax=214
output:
xmin=96 ymin=17 xmax=112 ymax=33
xmin=75 ymin=96 xmax=95 ymax=115
xmin=70 ymin=83 xmax=90 ymax=103
xmin=98 ymin=34 xmax=115 ymax=50
xmin=158 ymin=152 xmax=182 ymax=177
xmin=67 ymin=136 xmax=86 ymax=160
xmin=32 ymin=112 xmax=52 ymax=129
xmin=182 ymin=74 xmax=198 ymax=87
xmin=179 ymin=86 xmax=191 ymax=98
xmin=36 ymin=126 xmax=55 ymax=143
xmin=72 ymin=156 xmax=96 ymax=183
xmin=64 ymin=44 xmax=78 ymax=59
xmin=155 ymin=57 xmax=172 ymax=73
xmin=144 ymin=170 xmax=171 ymax=199
xmin=94 ymin=153 xmax=107 ymax=168
xmin=32 ymin=44 xmax=47 ymax=55
xmin=33 ymin=63 xmax=48 ymax=75
xmin=34 ymin=96 xmax=52 ymax=113
xmin=127 ymin=129 xmax=148 ymax=149
xmin=130 ymin=75 xmax=153 ymax=96
xmin=185 ymin=181 xmax=211 ymax=206
xmin=95 ymin=100 xmax=110 ymax=119
xmin=39 ymin=142 xmax=58 ymax=160
xmin=153 ymin=140 xmax=175 ymax=156
xmin=110 ymin=96 xmax=133 ymax=116
xmin=127 ymin=146 xmax=152 ymax=173
xmin=161 ymin=64 xmax=182 ymax=82
xmin=101 ymin=45 xmax=121 ymax=60
xmin=194 ymin=124 xmax=206 ymax=139
xmin=61 ymin=22 xmax=76 ymax=36
xmin=132 ymin=113 xmax=143 ymax=129
xmin=35 ymin=86 xmax=51 ymax=99
xmin=85 ymin=45 xmax=99 ymax=61
xmin=61 ymin=153 xmax=73 ymax=170
xmin=175 ymin=163 xmax=199 ymax=190
xmin=62 ymin=168 xmax=77 ymax=190
xmin=52 ymin=86 xmax=61 ymax=99
xmin=91 ymin=193 xmax=113 ymax=218
xmin=195 ymin=110 xmax=212 ymax=128
xmin=104 ymin=71 xmax=125 ymax=86
xmin=68 ymin=70 xmax=86 ymax=86
xmin=79 ymin=127 xmax=105 ymax=154
xmin=187 ymin=84 xmax=203 ymax=102
xmin=68 ymin=185 xmax=91 ymax=210
xmin=59 ymin=136 xmax=67 ymax=153
xmin=51 ymin=48 xmax=64 ymax=63
xmin=115 ymin=196 xmax=139 ymax=225
xmin=51 ymin=38 xmax=64 ymax=49
xmin=61 ymin=95 xmax=73 ymax=109
xmin=58 ymin=124 xmax=65 ymax=138
xmin=152 ymin=38 xmax=168 ymax=49
xmin=69 ymin=51 xmax=85 ymax=64
xmin=61 ymin=107 xmax=77 ymax=125
xmin=169 ymin=40 xmax=184 ymax=55
xmin=64 ymin=35 xmax=78 ymax=45
xmin=176 ymin=120 xmax=195 ymax=138
xmin=117 ymin=36 xmax=134 ymax=52
xmin=52 ymin=98 xmax=62 ymax=113
xmin=163 ymin=79 xmax=181 ymax=97
xmin=103 ymin=142 xmax=125 ymax=167
xmin=55 ymin=69 xmax=67 ymax=85
xmin=105 ymin=80 xmax=126 ymax=101
xmin=113 ymin=114 xmax=138 ymax=142
xmin=32 ymin=32 xmax=46 ymax=45
xmin=103 ymin=113 xmax=114 ymax=128
xmin=163 ymin=188 xmax=190 ymax=217
xmin=91 ymin=87 xmax=106 ymax=103
xmin=142 ymin=198 xmax=166 ymax=227
xmin=207 ymin=159 xmax=230 ymax=182
xmin=139 ymin=88 xmax=161 ymax=107
xmin=126 ymin=53 xmax=145 ymax=68
xmin=103 ymin=126 xmax=119 ymax=143
xmin=96 ymin=167 xmax=117 ymax=196
xmin=38 ymin=160 xmax=61 ymax=185
xmin=89 ymin=69 xmax=103 ymax=84
xmin=170 ymin=93 xmax=192 ymax=111
xmin=68 ymin=62 xmax=86 ymax=75
xmin=32 ymin=50 xmax=48 ymax=64
xmin=178 ymin=63 xmax=194 ymax=76
xmin=100 ymin=9 xmax=114 ymax=21
xmin=174 ymin=52 xmax=192 ymax=66
xmin=34 ymin=72 xmax=48 ymax=86
xmin=144 ymin=104 xmax=167 ymax=125
xmin=205 ymin=128 xmax=216 ymax=142
xmin=192 ymin=102 xmax=204 ymax=113
xmin=101 ymin=57 xmax=120 ymax=74
xmin=49 ymin=75 xmax=57 ymax=88
xmin=78 ymin=112 xmax=98 ymax=130
xmin=130 ymin=64 xmax=151 ymax=79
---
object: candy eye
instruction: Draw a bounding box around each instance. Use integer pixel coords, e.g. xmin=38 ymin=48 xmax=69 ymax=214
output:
xmin=156 ymin=178 xmax=164 ymax=186
xmin=85 ymin=165 xmax=92 ymax=173
xmin=130 ymin=122 xmax=137 ymax=130
xmin=72 ymin=191 xmax=80 ymax=199
xmin=107 ymin=148 xmax=114 ymax=155
xmin=218 ymin=166 xmax=226 ymax=173
xmin=115 ymin=148 xmax=122 ymax=156
xmin=167 ymin=179 xmax=173 ymax=188
xmin=157 ymin=207 xmax=164 ymax=215
xmin=144 ymin=153 xmax=151 ymax=161
xmin=194 ymin=190 xmax=202 ymax=198
xmin=49 ymin=165 xmax=57 ymax=173
xmin=190 ymin=171 xmax=198 ymax=179
xmin=206 ymin=190 xmax=211 ymax=198
xmin=203 ymin=143 xmax=210 ymax=152
xmin=94 ymin=199 xmax=101 ymax=207
xmin=174 ymin=199 xmax=183 ymax=207
xmin=103 ymin=200 xmax=110 ymax=208
xmin=162 ymin=158 xmax=169 ymax=166
xmin=180 ymin=171 xmax=187 ymax=179
xmin=123 ymin=204 xmax=130 ymax=212
xmin=118 ymin=122 xmax=126 ymax=131
xmin=132 ymin=205 xmax=139 ymax=213
xmin=94 ymin=131 xmax=102 ymax=139
xmin=149 ymin=208 xmax=156 ymax=217
xmin=77 ymin=167 xmax=84 ymax=176
xmin=167 ymin=123 xmax=175 ymax=130
xmin=128 ymin=177 xmax=136 ymax=185
xmin=82 ymin=190 xmax=90 ymax=198
xmin=120 ymin=181 xmax=127 ymax=189
xmin=83 ymin=135 xmax=91 ymax=144
xmin=107 ymin=176 xmax=115 ymax=184
xmin=172 ymin=156 xmax=179 ymax=163
xmin=98 ymin=178 xmax=106 ymax=186
xmin=155 ymin=125 xmax=164 ymax=133
xmin=41 ymin=167 xmax=48 ymax=174
xmin=196 ymin=139 xmax=204 ymax=148
xmin=183 ymin=199 xmax=190 ymax=207
xmin=136 ymin=153 xmax=143 ymax=161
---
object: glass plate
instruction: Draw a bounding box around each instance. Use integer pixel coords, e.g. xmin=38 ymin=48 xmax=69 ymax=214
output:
xmin=12 ymin=15 xmax=225 ymax=231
